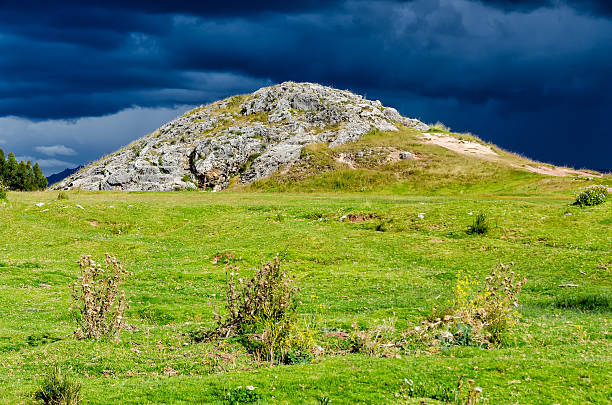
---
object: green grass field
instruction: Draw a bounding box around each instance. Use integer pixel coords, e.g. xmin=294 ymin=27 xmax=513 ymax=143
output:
xmin=0 ymin=186 xmax=610 ymax=403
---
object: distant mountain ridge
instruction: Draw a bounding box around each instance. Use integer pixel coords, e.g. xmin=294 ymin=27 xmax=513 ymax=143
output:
xmin=47 ymin=166 xmax=83 ymax=186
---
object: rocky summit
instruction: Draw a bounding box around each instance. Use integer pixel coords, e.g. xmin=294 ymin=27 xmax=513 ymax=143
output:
xmin=55 ymin=82 xmax=429 ymax=191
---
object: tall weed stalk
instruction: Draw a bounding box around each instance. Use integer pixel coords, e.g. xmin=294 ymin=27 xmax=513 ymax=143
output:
xmin=70 ymin=254 xmax=131 ymax=340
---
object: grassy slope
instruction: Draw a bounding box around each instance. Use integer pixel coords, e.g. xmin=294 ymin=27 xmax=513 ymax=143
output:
xmin=0 ymin=187 xmax=610 ymax=404
xmin=241 ymin=127 xmax=606 ymax=196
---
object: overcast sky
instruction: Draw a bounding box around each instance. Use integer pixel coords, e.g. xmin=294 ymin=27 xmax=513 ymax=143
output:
xmin=0 ymin=0 xmax=610 ymax=174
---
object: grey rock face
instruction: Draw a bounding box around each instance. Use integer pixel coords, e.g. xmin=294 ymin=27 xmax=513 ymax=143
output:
xmin=54 ymin=82 xmax=429 ymax=191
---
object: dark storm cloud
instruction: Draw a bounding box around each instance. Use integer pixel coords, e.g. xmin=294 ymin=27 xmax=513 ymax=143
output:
xmin=0 ymin=0 xmax=610 ymax=171
xmin=5 ymin=0 xmax=610 ymax=111
xmin=481 ymin=0 xmax=612 ymax=16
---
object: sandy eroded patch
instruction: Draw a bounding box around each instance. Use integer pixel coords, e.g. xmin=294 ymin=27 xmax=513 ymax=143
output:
xmin=419 ymin=132 xmax=601 ymax=178
xmin=519 ymin=165 xmax=600 ymax=178
xmin=419 ymin=133 xmax=498 ymax=157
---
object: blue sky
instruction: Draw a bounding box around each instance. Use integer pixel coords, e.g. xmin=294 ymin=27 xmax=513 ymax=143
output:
xmin=0 ymin=0 xmax=610 ymax=174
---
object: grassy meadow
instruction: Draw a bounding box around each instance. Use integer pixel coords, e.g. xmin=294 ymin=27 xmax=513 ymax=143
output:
xmin=0 ymin=182 xmax=610 ymax=403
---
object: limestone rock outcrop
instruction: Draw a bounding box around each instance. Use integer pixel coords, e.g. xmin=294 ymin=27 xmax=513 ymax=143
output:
xmin=55 ymin=82 xmax=429 ymax=191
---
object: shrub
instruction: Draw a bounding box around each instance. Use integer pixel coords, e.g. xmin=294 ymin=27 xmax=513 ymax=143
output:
xmin=413 ymin=263 xmax=526 ymax=348
xmin=214 ymin=256 xmax=312 ymax=363
xmin=0 ymin=179 xmax=7 ymax=200
xmin=285 ymin=349 xmax=313 ymax=365
xmin=32 ymin=365 xmax=81 ymax=405
xmin=57 ymin=191 xmax=68 ymax=200
xmin=244 ymin=315 xmax=313 ymax=363
xmin=70 ymin=254 xmax=131 ymax=340
xmin=574 ymin=185 xmax=608 ymax=206
xmin=218 ymin=256 xmax=296 ymax=334
xmin=479 ymin=265 xmax=526 ymax=345
xmin=223 ymin=386 xmax=260 ymax=404
xmin=466 ymin=213 xmax=489 ymax=235
xmin=399 ymin=377 xmax=482 ymax=404
xmin=428 ymin=121 xmax=451 ymax=132
xmin=400 ymin=378 xmax=454 ymax=402
xmin=374 ymin=221 xmax=388 ymax=232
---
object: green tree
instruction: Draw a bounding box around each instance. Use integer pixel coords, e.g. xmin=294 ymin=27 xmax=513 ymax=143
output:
xmin=15 ymin=161 xmax=30 ymax=191
xmin=24 ymin=161 xmax=36 ymax=191
xmin=5 ymin=153 xmax=18 ymax=189
xmin=0 ymin=149 xmax=5 ymax=182
xmin=0 ymin=151 xmax=48 ymax=191
xmin=33 ymin=163 xmax=48 ymax=190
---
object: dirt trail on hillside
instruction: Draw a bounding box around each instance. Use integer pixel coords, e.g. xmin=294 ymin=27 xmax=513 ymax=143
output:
xmin=420 ymin=133 xmax=498 ymax=157
xmin=518 ymin=165 xmax=599 ymax=177
xmin=419 ymin=132 xmax=600 ymax=178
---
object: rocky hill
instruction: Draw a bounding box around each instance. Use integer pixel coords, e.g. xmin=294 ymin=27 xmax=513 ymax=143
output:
xmin=54 ymin=82 xmax=429 ymax=191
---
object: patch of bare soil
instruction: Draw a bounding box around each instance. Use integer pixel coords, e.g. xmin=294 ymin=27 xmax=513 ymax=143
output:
xmin=518 ymin=165 xmax=600 ymax=178
xmin=346 ymin=213 xmax=378 ymax=222
xmin=419 ymin=132 xmax=497 ymax=157
xmin=419 ymin=132 xmax=602 ymax=178
xmin=335 ymin=147 xmax=416 ymax=168
xmin=336 ymin=153 xmax=356 ymax=169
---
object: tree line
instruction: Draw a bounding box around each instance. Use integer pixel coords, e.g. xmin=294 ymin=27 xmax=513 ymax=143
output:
xmin=0 ymin=149 xmax=48 ymax=191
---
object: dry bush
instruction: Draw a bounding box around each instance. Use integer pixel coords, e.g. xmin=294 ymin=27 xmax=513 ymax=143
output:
xmin=412 ymin=263 xmax=526 ymax=348
xmin=478 ymin=264 xmax=526 ymax=344
xmin=214 ymin=256 xmax=312 ymax=362
xmin=70 ymin=254 xmax=131 ymax=340
xmin=217 ymin=256 xmax=297 ymax=335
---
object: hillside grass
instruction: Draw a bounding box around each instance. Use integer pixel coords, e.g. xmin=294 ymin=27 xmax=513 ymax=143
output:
xmin=243 ymin=128 xmax=609 ymax=196
xmin=0 ymin=189 xmax=610 ymax=404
